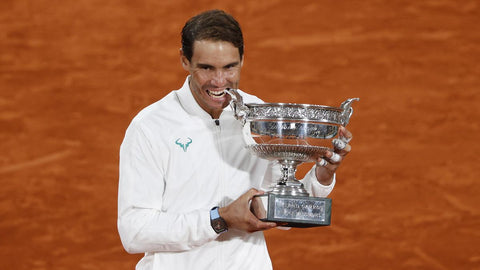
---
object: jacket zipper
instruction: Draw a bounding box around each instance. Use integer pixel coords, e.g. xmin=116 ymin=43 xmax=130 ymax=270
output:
xmin=213 ymin=119 xmax=225 ymax=270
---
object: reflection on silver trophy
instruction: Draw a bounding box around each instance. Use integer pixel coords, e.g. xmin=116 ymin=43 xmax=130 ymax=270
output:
xmin=227 ymin=89 xmax=359 ymax=227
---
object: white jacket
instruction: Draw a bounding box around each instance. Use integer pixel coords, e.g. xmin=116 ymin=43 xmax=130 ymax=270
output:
xmin=118 ymin=77 xmax=335 ymax=270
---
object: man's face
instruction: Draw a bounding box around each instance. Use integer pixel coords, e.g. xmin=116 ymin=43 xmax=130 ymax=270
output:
xmin=181 ymin=40 xmax=243 ymax=119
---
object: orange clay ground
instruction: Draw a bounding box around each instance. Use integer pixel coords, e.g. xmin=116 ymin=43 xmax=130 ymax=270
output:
xmin=1 ymin=1 xmax=479 ymax=269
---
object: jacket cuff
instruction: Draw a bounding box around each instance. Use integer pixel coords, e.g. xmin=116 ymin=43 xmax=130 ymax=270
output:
xmin=302 ymin=166 xmax=336 ymax=197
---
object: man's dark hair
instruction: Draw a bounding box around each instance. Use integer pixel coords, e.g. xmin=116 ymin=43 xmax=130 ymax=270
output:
xmin=181 ymin=10 xmax=244 ymax=61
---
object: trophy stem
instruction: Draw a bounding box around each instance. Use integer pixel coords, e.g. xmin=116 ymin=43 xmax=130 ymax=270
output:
xmin=271 ymin=160 xmax=309 ymax=197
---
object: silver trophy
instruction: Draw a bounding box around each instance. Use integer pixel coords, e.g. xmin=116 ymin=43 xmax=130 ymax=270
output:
xmin=227 ymin=89 xmax=358 ymax=227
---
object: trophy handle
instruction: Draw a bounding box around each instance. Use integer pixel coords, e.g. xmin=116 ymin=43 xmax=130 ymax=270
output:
xmin=340 ymin=98 xmax=360 ymax=126
xmin=226 ymin=89 xmax=249 ymax=124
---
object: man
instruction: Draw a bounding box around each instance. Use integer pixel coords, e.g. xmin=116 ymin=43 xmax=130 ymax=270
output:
xmin=118 ymin=9 xmax=353 ymax=270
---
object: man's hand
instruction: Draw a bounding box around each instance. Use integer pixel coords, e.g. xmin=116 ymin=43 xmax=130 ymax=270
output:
xmin=315 ymin=126 xmax=353 ymax=185
xmin=219 ymin=188 xmax=277 ymax=232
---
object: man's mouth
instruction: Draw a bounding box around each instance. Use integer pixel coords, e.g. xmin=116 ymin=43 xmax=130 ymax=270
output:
xmin=207 ymin=89 xmax=227 ymax=98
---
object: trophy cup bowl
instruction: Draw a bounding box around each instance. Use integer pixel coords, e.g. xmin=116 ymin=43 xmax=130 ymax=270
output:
xmin=228 ymin=89 xmax=359 ymax=227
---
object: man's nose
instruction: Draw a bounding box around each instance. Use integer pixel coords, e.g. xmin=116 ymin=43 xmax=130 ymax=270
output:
xmin=211 ymin=70 xmax=228 ymax=86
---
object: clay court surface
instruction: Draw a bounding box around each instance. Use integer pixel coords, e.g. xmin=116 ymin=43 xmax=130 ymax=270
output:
xmin=1 ymin=1 xmax=479 ymax=269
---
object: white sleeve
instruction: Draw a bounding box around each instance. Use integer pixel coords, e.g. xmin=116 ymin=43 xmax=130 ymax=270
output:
xmin=117 ymin=121 xmax=217 ymax=254
xmin=299 ymin=165 xmax=336 ymax=198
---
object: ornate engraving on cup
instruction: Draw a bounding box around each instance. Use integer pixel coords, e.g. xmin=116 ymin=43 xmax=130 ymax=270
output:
xmin=247 ymin=144 xmax=329 ymax=162
xmin=248 ymin=104 xmax=344 ymax=124
xmin=228 ymin=89 xmax=358 ymax=227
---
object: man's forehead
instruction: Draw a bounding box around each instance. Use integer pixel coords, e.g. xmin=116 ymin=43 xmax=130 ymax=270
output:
xmin=191 ymin=40 xmax=241 ymax=62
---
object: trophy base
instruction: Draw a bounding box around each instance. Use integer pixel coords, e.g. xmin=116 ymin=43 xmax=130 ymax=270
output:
xmin=251 ymin=193 xmax=331 ymax=227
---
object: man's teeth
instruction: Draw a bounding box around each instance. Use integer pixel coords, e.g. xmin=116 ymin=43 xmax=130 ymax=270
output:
xmin=208 ymin=90 xmax=226 ymax=97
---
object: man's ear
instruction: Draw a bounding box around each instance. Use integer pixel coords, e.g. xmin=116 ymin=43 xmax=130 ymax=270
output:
xmin=180 ymin=49 xmax=190 ymax=71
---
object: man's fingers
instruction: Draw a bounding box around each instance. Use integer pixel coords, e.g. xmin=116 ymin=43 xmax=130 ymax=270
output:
xmin=245 ymin=188 xmax=264 ymax=200
xmin=332 ymin=138 xmax=346 ymax=150
xmin=316 ymin=158 xmax=328 ymax=167
xmin=332 ymin=138 xmax=352 ymax=154
xmin=334 ymin=126 xmax=353 ymax=154
xmin=327 ymin=151 xmax=342 ymax=164
xmin=250 ymin=218 xmax=277 ymax=232
xmin=246 ymin=189 xmax=277 ymax=231
xmin=316 ymin=150 xmax=342 ymax=168
xmin=243 ymin=209 xmax=276 ymax=232
xmin=339 ymin=126 xmax=353 ymax=144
